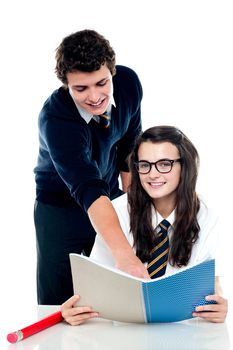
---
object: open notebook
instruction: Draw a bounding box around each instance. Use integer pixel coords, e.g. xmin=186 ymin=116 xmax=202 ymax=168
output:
xmin=70 ymin=254 xmax=215 ymax=323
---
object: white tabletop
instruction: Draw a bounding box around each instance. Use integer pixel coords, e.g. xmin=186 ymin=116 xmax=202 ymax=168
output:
xmin=1 ymin=304 xmax=232 ymax=350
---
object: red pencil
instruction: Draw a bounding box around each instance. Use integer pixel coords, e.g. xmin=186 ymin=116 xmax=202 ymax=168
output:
xmin=7 ymin=310 xmax=63 ymax=343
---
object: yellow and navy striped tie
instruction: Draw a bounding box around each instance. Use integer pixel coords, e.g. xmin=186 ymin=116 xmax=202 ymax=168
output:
xmin=98 ymin=111 xmax=111 ymax=128
xmin=147 ymin=219 xmax=170 ymax=279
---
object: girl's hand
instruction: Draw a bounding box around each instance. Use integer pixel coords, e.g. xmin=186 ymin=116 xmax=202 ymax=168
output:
xmin=61 ymin=295 xmax=99 ymax=325
xmin=193 ymin=294 xmax=228 ymax=323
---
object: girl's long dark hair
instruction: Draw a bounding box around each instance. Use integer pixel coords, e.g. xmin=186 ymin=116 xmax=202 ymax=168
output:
xmin=128 ymin=126 xmax=200 ymax=267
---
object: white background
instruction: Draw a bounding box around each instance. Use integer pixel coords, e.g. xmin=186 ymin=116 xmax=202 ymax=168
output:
xmin=0 ymin=0 xmax=232 ymax=335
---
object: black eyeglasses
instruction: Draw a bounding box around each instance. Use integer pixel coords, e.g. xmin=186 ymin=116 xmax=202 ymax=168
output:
xmin=135 ymin=158 xmax=182 ymax=174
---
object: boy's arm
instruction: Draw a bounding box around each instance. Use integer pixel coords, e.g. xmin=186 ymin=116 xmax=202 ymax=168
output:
xmin=87 ymin=195 xmax=149 ymax=279
xmin=120 ymin=171 xmax=131 ymax=193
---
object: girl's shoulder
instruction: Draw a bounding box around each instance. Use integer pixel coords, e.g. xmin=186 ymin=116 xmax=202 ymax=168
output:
xmin=112 ymin=193 xmax=128 ymax=208
xmin=111 ymin=193 xmax=130 ymax=218
xmin=198 ymin=197 xmax=219 ymax=225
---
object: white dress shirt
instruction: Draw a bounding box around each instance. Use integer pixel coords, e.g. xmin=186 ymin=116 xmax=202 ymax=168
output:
xmin=90 ymin=193 xmax=223 ymax=276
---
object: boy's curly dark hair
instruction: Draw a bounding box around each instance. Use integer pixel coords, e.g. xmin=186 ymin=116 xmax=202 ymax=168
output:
xmin=55 ymin=29 xmax=116 ymax=85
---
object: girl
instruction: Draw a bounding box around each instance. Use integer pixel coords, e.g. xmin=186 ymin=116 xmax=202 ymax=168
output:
xmin=61 ymin=126 xmax=228 ymax=324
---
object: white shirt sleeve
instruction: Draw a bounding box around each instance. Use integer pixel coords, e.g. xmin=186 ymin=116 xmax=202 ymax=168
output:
xmin=173 ymin=200 xmax=223 ymax=276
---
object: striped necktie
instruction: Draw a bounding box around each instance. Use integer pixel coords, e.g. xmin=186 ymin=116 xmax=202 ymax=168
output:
xmin=147 ymin=219 xmax=170 ymax=279
xmin=98 ymin=111 xmax=111 ymax=128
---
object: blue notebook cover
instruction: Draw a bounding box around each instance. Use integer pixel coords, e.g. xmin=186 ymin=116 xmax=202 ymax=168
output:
xmin=142 ymin=259 xmax=215 ymax=322
xmin=70 ymin=254 xmax=215 ymax=323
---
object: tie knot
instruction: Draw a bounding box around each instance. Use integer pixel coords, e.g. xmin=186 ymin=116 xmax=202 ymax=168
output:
xmin=159 ymin=219 xmax=170 ymax=232
xmin=98 ymin=111 xmax=111 ymax=128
